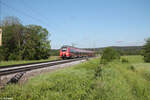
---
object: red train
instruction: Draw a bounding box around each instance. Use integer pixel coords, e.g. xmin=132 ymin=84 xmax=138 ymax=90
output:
xmin=60 ymin=45 xmax=95 ymax=59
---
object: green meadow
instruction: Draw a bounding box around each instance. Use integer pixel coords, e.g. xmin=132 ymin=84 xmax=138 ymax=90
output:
xmin=0 ymin=56 xmax=150 ymax=100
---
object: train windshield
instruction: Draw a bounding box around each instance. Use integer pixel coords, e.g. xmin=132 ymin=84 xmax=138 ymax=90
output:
xmin=61 ymin=47 xmax=67 ymax=52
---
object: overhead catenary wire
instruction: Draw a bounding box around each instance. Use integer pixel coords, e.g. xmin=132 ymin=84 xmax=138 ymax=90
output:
xmin=20 ymin=0 xmax=50 ymax=21
xmin=1 ymin=1 xmax=52 ymax=29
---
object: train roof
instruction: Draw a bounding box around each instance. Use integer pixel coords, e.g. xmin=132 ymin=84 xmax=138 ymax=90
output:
xmin=61 ymin=45 xmax=74 ymax=48
xmin=61 ymin=45 xmax=94 ymax=53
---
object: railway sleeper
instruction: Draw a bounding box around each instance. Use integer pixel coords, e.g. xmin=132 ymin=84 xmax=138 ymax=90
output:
xmin=6 ymin=72 xmax=25 ymax=84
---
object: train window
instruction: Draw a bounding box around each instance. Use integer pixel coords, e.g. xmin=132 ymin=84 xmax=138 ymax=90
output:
xmin=70 ymin=49 xmax=73 ymax=53
xmin=61 ymin=48 xmax=67 ymax=52
xmin=70 ymin=48 xmax=74 ymax=53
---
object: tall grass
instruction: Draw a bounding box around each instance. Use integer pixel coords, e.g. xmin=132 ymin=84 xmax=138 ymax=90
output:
xmin=0 ymin=55 xmax=150 ymax=100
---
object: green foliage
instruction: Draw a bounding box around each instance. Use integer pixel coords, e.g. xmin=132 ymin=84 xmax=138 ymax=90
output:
xmin=116 ymin=47 xmax=142 ymax=55
xmin=101 ymin=47 xmax=120 ymax=62
xmin=143 ymin=38 xmax=150 ymax=62
xmin=91 ymin=46 xmax=142 ymax=56
xmin=0 ymin=16 xmax=51 ymax=61
xmin=8 ymin=53 xmax=21 ymax=60
xmin=50 ymin=49 xmax=60 ymax=56
xmin=130 ymin=65 xmax=135 ymax=71
xmin=0 ymin=47 xmax=5 ymax=61
xmin=94 ymin=65 xmax=102 ymax=78
xmin=121 ymin=58 xmax=129 ymax=63
xmin=23 ymin=25 xmax=51 ymax=60
xmin=100 ymin=59 xmax=108 ymax=65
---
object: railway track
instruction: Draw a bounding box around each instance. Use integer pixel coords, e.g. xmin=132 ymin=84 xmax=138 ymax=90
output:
xmin=0 ymin=58 xmax=85 ymax=76
xmin=0 ymin=59 xmax=61 ymax=69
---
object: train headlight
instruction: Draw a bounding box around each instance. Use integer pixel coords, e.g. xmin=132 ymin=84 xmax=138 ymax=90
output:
xmin=66 ymin=52 xmax=69 ymax=56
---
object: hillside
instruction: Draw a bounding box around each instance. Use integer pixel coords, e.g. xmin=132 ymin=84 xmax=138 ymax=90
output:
xmin=92 ymin=46 xmax=143 ymax=55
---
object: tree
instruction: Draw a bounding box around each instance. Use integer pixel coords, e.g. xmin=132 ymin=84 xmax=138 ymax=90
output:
xmin=101 ymin=47 xmax=120 ymax=63
xmin=50 ymin=49 xmax=60 ymax=56
xmin=143 ymin=38 xmax=150 ymax=62
xmin=1 ymin=16 xmax=24 ymax=60
xmin=23 ymin=25 xmax=51 ymax=60
xmin=0 ymin=16 xmax=51 ymax=61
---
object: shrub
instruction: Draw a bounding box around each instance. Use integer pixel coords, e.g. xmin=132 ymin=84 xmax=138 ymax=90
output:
xmin=130 ymin=65 xmax=135 ymax=71
xmin=0 ymin=48 xmax=5 ymax=61
xmin=94 ymin=65 xmax=102 ymax=78
xmin=101 ymin=47 xmax=120 ymax=62
xmin=100 ymin=59 xmax=108 ymax=65
xmin=121 ymin=58 xmax=129 ymax=63
xmin=8 ymin=53 xmax=22 ymax=60
xmin=143 ymin=38 xmax=150 ymax=62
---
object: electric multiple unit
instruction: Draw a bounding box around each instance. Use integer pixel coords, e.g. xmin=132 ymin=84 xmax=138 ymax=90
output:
xmin=60 ymin=45 xmax=94 ymax=59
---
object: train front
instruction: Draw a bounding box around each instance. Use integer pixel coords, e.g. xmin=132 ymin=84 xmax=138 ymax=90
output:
xmin=60 ymin=46 xmax=70 ymax=59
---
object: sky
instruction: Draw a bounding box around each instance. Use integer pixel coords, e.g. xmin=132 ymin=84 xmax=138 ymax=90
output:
xmin=0 ymin=0 xmax=150 ymax=49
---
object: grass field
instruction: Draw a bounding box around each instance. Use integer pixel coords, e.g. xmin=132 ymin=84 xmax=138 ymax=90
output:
xmin=0 ymin=56 xmax=61 ymax=67
xmin=0 ymin=55 xmax=150 ymax=100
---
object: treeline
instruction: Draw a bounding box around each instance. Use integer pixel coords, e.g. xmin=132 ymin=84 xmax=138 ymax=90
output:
xmin=85 ymin=46 xmax=142 ymax=55
xmin=112 ymin=46 xmax=142 ymax=55
xmin=0 ymin=16 xmax=51 ymax=61
xmin=50 ymin=49 xmax=60 ymax=56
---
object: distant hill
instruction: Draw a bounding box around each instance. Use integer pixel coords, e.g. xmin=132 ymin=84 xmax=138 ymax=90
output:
xmin=84 ymin=46 xmax=143 ymax=55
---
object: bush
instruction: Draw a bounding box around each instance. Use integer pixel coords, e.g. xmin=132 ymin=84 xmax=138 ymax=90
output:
xmin=0 ymin=48 xmax=5 ymax=61
xmin=121 ymin=58 xmax=129 ymax=63
xmin=100 ymin=59 xmax=108 ymax=65
xmin=8 ymin=53 xmax=22 ymax=60
xmin=130 ymin=65 xmax=135 ymax=71
xmin=101 ymin=47 xmax=120 ymax=62
xmin=94 ymin=65 xmax=102 ymax=78
xmin=143 ymin=38 xmax=150 ymax=62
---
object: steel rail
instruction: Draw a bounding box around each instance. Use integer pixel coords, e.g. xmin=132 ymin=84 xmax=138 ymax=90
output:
xmin=0 ymin=59 xmax=62 ymax=69
xmin=0 ymin=58 xmax=85 ymax=76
